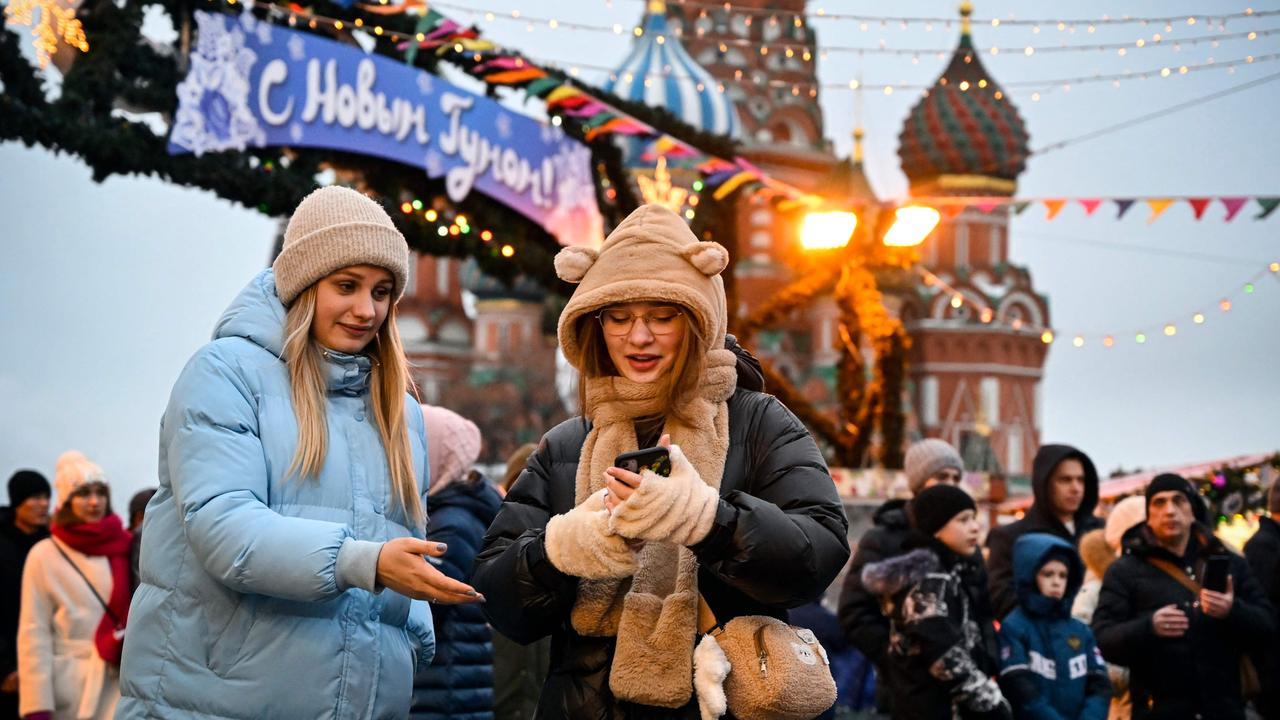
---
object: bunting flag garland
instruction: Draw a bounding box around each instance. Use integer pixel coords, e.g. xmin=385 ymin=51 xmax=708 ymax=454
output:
xmin=1146 ymin=198 xmax=1175 ymax=224
xmin=1043 ymin=199 xmax=1066 ymax=221
xmin=904 ymin=196 xmax=1280 ymax=224
xmin=1188 ymin=198 xmax=1212 ymax=220
xmin=1222 ymin=197 xmax=1250 ymax=222
xmin=1079 ymin=198 xmax=1103 ymax=216
xmin=1257 ymin=198 xmax=1280 ymax=220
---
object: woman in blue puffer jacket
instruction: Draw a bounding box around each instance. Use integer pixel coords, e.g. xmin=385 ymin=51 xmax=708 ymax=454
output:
xmin=117 ymin=186 xmax=482 ymax=720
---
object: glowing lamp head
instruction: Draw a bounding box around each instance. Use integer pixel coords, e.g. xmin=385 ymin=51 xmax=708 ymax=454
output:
xmin=800 ymin=211 xmax=858 ymax=251
xmin=883 ymin=205 xmax=941 ymax=247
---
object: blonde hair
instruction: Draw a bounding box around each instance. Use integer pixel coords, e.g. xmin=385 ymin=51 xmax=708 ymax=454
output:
xmin=282 ymin=284 xmax=425 ymax=530
xmin=575 ymin=305 xmax=708 ymax=427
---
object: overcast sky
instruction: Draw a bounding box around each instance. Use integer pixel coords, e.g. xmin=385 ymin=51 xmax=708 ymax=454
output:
xmin=3 ymin=0 xmax=1278 ymax=507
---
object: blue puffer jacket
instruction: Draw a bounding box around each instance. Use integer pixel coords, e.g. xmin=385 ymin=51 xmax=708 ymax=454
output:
xmin=997 ymin=534 xmax=1110 ymax=720
xmin=117 ymin=270 xmax=435 ymax=720
xmin=410 ymin=476 xmax=502 ymax=720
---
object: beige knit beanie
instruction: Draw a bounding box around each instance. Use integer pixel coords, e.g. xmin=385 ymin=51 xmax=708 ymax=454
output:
xmin=554 ymin=204 xmax=730 ymax=370
xmin=272 ymin=186 xmax=410 ymax=306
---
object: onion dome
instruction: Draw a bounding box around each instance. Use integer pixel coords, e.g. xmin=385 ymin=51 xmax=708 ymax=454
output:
xmin=604 ymin=0 xmax=740 ymax=139
xmin=898 ymin=2 xmax=1029 ymax=196
xmin=459 ymin=257 xmax=545 ymax=303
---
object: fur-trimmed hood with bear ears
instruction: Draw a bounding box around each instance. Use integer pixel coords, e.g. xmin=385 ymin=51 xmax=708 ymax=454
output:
xmin=554 ymin=204 xmax=731 ymax=371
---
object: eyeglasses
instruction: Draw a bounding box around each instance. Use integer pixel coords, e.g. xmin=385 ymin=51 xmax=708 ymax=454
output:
xmin=596 ymin=307 xmax=685 ymax=337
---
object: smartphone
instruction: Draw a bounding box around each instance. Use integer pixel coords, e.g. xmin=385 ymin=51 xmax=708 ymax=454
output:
xmin=613 ymin=446 xmax=671 ymax=484
xmin=1203 ymin=555 xmax=1230 ymax=593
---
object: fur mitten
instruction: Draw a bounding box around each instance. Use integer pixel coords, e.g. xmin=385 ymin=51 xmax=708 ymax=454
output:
xmin=609 ymin=443 xmax=720 ymax=546
xmin=693 ymin=633 xmax=731 ymax=720
xmin=546 ymin=490 xmax=639 ymax=579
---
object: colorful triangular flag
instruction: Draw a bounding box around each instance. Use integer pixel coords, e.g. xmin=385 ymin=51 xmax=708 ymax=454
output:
xmin=976 ymin=200 xmax=1001 ymax=213
xmin=1188 ymin=198 xmax=1211 ymax=220
xmin=1220 ymin=197 xmax=1249 ymax=222
xmin=1043 ymin=199 xmax=1066 ymax=221
xmin=1257 ymin=197 xmax=1280 ymax=220
xmin=1146 ymin=198 xmax=1174 ymax=224
xmin=1011 ymin=201 xmax=1031 ymax=215
xmin=941 ymin=203 xmax=966 ymax=220
xmin=1078 ymin=198 xmax=1103 ymax=216
xmin=1115 ymin=199 xmax=1136 ymax=219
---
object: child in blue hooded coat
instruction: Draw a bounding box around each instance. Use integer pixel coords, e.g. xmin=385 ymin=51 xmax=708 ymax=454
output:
xmin=998 ymin=533 xmax=1111 ymax=720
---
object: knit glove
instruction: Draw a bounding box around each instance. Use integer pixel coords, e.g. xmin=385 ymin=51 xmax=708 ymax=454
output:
xmin=609 ymin=443 xmax=720 ymax=546
xmin=545 ymin=489 xmax=639 ymax=579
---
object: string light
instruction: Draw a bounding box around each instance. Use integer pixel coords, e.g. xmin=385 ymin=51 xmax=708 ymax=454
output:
xmin=1164 ymin=324 xmax=1178 ymax=336
xmin=501 ymin=244 xmax=516 ymax=257
xmin=1041 ymin=330 xmax=1055 ymax=344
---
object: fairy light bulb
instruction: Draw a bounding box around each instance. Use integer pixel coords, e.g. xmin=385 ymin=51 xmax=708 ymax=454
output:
xmin=424 ymin=209 xmax=438 ymax=222
xmin=1041 ymin=330 xmax=1054 ymax=345
xmin=1072 ymin=336 xmax=1085 ymax=348
xmin=1103 ymin=336 xmax=1115 ymax=348
xmin=1220 ymin=299 xmax=1232 ymax=311
xmin=1136 ymin=333 xmax=1147 ymax=344
xmin=1193 ymin=313 xmax=1205 ymax=324
xmin=1164 ymin=324 xmax=1177 ymax=336
xmin=501 ymin=244 xmax=516 ymax=257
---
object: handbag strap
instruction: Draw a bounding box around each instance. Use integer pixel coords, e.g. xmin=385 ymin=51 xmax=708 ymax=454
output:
xmin=697 ymin=594 xmax=721 ymax=636
xmin=51 ymin=538 xmax=121 ymax=626
xmin=1146 ymin=556 xmax=1202 ymax=597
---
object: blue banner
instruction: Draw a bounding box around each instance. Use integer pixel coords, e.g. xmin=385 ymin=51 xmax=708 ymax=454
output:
xmin=170 ymin=11 xmax=602 ymax=247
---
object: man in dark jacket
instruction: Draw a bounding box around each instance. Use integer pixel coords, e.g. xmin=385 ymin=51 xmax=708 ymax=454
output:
xmin=987 ymin=444 xmax=1104 ymax=619
xmin=837 ymin=438 xmax=968 ymax=712
xmin=1092 ymin=474 xmax=1276 ymax=720
xmin=1244 ymin=481 xmax=1280 ymax=718
xmin=1 ymin=470 xmax=51 ymax=718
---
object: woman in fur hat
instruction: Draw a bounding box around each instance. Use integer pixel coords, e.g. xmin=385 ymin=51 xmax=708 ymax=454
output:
xmin=18 ymin=451 xmax=132 ymax=720
xmin=116 ymin=186 xmax=480 ymax=720
xmin=473 ymin=204 xmax=851 ymax=718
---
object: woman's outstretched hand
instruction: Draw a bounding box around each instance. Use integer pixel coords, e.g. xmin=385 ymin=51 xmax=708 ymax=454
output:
xmin=375 ymin=537 xmax=485 ymax=604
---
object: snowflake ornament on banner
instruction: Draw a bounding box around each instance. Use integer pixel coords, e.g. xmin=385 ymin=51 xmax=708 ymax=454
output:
xmin=170 ymin=12 xmax=265 ymax=156
xmin=4 ymin=0 xmax=89 ymax=69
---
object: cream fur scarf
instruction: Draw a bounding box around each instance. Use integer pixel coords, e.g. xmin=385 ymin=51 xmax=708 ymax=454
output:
xmin=570 ymin=350 xmax=736 ymax=708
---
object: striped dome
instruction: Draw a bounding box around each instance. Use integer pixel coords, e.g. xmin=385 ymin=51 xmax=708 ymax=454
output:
xmin=604 ymin=1 xmax=740 ymax=139
xmin=898 ymin=6 xmax=1029 ymax=194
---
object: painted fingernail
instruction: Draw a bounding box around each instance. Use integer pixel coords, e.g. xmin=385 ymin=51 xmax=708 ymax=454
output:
xmin=436 ymin=543 xmax=448 ymax=552
xmin=466 ymin=590 xmax=479 ymax=598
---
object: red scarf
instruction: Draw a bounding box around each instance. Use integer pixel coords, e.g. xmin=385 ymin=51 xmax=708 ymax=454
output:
xmin=51 ymin=514 xmax=134 ymax=665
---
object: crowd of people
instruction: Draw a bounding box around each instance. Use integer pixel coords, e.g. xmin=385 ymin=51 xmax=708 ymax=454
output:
xmin=0 ymin=193 xmax=1276 ymax=720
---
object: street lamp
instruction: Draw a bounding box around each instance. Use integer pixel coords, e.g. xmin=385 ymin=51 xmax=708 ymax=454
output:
xmin=800 ymin=211 xmax=858 ymax=251
xmin=801 ymin=204 xmax=940 ymax=252
xmin=882 ymin=205 xmax=942 ymax=248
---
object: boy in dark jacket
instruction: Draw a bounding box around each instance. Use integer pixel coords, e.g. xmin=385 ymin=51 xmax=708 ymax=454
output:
xmin=998 ymin=533 xmax=1110 ymax=720
xmin=862 ymin=484 xmax=1011 ymax=720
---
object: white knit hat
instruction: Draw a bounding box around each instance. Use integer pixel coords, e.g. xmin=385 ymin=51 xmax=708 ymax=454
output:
xmin=54 ymin=450 xmax=107 ymax=508
xmin=1104 ymin=495 xmax=1147 ymax=551
xmin=903 ymin=438 xmax=964 ymax=495
xmin=272 ymin=186 xmax=410 ymax=306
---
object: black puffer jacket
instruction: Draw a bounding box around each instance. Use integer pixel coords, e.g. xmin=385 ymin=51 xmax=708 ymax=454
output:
xmin=987 ymin=444 xmax=1104 ymax=618
xmin=839 ymin=499 xmax=994 ymax=712
xmin=472 ymin=386 xmax=850 ymax=719
xmin=1092 ymin=523 xmax=1276 ymax=720
xmin=1244 ymin=516 xmax=1280 ymax=718
xmin=838 ymin=499 xmax=910 ymax=669
xmin=410 ymin=476 xmax=504 ymax=720
xmin=861 ymin=540 xmax=1009 ymax=720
